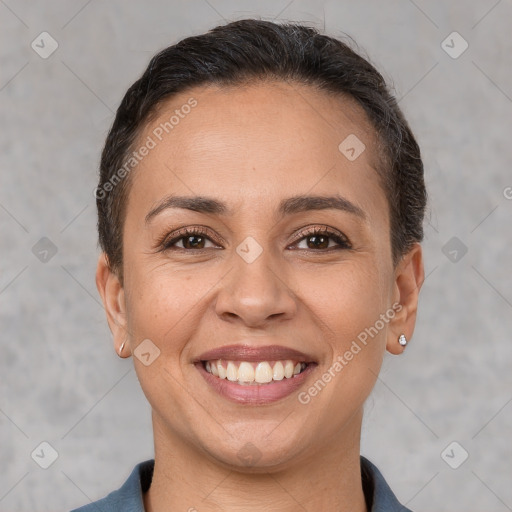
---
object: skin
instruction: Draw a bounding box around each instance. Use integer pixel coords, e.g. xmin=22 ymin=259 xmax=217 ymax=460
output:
xmin=96 ymin=80 xmax=424 ymax=512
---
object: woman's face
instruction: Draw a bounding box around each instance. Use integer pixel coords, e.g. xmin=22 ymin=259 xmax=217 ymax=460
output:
xmin=98 ymin=81 xmax=423 ymax=470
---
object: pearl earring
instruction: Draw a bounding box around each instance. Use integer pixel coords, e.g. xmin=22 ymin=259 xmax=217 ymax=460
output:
xmin=398 ymin=334 xmax=407 ymax=347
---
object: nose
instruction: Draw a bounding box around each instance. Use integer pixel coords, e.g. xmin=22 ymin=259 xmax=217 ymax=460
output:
xmin=214 ymin=245 xmax=298 ymax=328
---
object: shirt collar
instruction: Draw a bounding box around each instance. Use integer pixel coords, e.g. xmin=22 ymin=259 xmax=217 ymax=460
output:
xmin=360 ymin=456 xmax=413 ymax=511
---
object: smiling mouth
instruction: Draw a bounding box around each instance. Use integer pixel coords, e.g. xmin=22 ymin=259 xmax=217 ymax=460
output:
xmin=202 ymin=359 xmax=310 ymax=385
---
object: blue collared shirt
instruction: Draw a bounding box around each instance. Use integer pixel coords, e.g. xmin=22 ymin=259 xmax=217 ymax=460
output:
xmin=70 ymin=456 xmax=413 ymax=511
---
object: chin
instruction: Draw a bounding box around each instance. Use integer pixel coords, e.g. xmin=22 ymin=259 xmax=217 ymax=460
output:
xmin=205 ymin=439 xmax=308 ymax=473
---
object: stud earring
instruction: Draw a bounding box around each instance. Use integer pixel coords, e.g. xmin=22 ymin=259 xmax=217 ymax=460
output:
xmin=398 ymin=334 xmax=407 ymax=347
xmin=118 ymin=340 xmax=126 ymax=357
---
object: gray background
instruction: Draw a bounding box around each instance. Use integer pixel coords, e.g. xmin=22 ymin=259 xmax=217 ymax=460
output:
xmin=1 ymin=1 xmax=511 ymax=511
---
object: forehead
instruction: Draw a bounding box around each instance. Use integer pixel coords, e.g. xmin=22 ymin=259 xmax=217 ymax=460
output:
xmin=144 ymin=80 xmax=381 ymax=165
xmin=127 ymin=80 xmax=387 ymax=223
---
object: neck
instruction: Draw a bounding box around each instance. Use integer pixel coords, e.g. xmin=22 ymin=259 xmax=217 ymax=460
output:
xmin=143 ymin=410 xmax=368 ymax=512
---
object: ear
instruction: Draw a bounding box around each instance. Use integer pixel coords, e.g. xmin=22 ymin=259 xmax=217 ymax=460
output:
xmin=95 ymin=253 xmax=129 ymax=357
xmin=386 ymin=243 xmax=425 ymax=355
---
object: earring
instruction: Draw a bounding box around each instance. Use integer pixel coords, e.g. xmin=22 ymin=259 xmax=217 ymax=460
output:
xmin=398 ymin=334 xmax=407 ymax=347
xmin=118 ymin=340 xmax=126 ymax=357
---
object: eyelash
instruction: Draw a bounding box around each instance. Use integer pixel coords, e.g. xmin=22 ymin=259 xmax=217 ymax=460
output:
xmin=158 ymin=225 xmax=352 ymax=252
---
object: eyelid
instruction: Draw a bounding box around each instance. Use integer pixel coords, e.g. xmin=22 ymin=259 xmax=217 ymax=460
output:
xmin=158 ymin=223 xmax=351 ymax=252
xmin=157 ymin=225 xmax=225 ymax=250
xmin=288 ymin=224 xmax=352 ymax=249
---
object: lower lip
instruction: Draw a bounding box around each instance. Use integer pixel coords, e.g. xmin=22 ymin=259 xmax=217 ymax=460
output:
xmin=195 ymin=362 xmax=317 ymax=405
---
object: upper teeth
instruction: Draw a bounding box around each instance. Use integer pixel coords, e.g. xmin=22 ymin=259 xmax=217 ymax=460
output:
xmin=204 ymin=360 xmax=307 ymax=384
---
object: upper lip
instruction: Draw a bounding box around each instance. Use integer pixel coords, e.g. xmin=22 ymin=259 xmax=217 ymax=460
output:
xmin=196 ymin=344 xmax=317 ymax=363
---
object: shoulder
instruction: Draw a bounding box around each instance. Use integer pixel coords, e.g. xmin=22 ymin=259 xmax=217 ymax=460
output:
xmin=69 ymin=459 xmax=155 ymax=512
xmin=360 ymin=456 xmax=414 ymax=512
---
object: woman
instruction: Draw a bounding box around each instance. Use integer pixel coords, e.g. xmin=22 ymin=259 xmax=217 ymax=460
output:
xmin=75 ymin=18 xmax=426 ymax=512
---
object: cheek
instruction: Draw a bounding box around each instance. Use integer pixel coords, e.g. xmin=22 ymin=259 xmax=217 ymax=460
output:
xmin=300 ymin=261 xmax=388 ymax=339
xmin=288 ymin=262 xmax=389 ymax=432
xmin=125 ymin=275 xmax=183 ymax=340
xmin=122 ymin=270 xmax=196 ymax=406
xmin=123 ymin=263 xmax=217 ymax=352
xmin=299 ymin=262 xmax=387 ymax=384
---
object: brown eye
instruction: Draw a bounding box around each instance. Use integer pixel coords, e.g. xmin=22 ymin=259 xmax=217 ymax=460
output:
xmin=161 ymin=227 xmax=219 ymax=251
xmin=292 ymin=227 xmax=351 ymax=251
xmin=159 ymin=226 xmax=351 ymax=253
xmin=177 ymin=234 xmax=207 ymax=249
xmin=305 ymin=234 xmax=330 ymax=250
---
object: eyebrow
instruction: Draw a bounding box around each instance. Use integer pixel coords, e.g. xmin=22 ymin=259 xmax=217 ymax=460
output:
xmin=145 ymin=194 xmax=367 ymax=224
